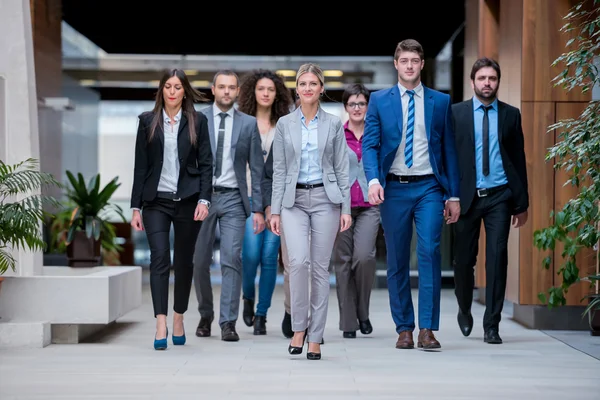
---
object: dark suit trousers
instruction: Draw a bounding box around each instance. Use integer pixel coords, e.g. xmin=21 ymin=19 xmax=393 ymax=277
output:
xmin=453 ymin=187 xmax=512 ymax=331
xmin=142 ymin=197 xmax=201 ymax=317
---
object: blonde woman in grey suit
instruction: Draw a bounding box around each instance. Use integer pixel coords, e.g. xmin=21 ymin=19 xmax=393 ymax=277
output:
xmin=270 ymin=63 xmax=352 ymax=360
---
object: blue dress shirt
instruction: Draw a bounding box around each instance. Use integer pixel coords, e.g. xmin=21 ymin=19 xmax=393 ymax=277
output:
xmin=297 ymin=112 xmax=322 ymax=184
xmin=473 ymin=97 xmax=508 ymax=189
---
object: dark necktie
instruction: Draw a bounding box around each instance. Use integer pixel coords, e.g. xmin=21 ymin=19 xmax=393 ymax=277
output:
xmin=482 ymin=105 xmax=491 ymax=176
xmin=215 ymin=112 xmax=227 ymax=178
xmin=404 ymin=90 xmax=415 ymax=168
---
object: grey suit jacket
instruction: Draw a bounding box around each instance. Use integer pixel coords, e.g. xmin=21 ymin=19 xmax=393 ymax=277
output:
xmin=271 ymin=106 xmax=350 ymax=215
xmin=201 ymin=105 xmax=263 ymax=217
xmin=347 ymin=146 xmax=368 ymax=203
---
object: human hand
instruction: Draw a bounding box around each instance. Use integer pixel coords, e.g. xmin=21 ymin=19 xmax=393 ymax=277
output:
xmin=368 ymin=184 xmax=384 ymax=205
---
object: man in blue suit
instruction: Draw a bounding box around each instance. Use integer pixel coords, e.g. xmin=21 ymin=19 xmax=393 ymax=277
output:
xmin=362 ymin=39 xmax=460 ymax=350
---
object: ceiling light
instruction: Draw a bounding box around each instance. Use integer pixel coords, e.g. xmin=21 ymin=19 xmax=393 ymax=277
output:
xmin=191 ymin=80 xmax=210 ymax=87
xmin=324 ymin=70 xmax=344 ymax=77
xmin=277 ymin=70 xmax=296 ymax=77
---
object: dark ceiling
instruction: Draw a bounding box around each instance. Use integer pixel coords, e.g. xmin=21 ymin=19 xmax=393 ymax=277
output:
xmin=61 ymin=1 xmax=465 ymax=58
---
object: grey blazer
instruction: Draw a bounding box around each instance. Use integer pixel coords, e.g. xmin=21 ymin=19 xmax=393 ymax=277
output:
xmin=201 ymin=105 xmax=263 ymax=218
xmin=271 ymin=107 xmax=350 ymax=215
xmin=347 ymin=145 xmax=369 ymax=203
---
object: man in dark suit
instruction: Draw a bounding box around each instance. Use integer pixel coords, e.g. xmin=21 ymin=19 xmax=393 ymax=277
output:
xmin=362 ymin=39 xmax=461 ymax=350
xmin=451 ymin=58 xmax=529 ymax=344
xmin=193 ymin=70 xmax=265 ymax=341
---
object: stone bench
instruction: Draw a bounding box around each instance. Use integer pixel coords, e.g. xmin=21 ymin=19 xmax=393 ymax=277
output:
xmin=0 ymin=266 xmax=142 ymax=347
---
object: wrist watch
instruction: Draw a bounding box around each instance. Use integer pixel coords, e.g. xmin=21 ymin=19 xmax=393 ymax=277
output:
xmin=198 ymin=199 xmax=211 ymax=209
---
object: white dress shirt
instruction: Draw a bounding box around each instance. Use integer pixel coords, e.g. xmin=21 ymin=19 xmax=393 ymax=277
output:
xmin=157 ymin=108 xmax=182 ymax=193
xmin=212 ymin=105 xmax=238 ymax=188
xmin=389 ymin=82 xmax=433 ymax=176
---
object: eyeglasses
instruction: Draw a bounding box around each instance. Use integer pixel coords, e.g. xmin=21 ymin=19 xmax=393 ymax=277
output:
xmin=347 ymin=102 xmax=367 ymax=109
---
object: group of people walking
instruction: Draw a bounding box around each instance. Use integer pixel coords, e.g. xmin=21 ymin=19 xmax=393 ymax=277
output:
xmin=130 ymin=38 xmax=529 ymax=358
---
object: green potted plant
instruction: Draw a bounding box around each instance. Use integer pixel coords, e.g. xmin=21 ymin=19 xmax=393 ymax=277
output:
xmin=533 ymin=0 xmax=600 ymax=334
xmin=59 ymin=171 xmax=126 ymax=267
xmin=0 ymin=158 xmax=60 ymax=280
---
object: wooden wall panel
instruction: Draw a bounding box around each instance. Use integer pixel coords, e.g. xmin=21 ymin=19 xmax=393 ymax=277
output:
xmin=554 ymin=102 xmax=597 ymax=306
xmin=463 ymin=0 xmax=480 ymax=100
xmin=499 ymin=0 xmax=524 ymax=302
xmin=519 ymin=102 xmax=555 ymax=304
xmin=522 ymin=0 xmax=589 ymax=102
xmin=479 ymin=0 xmax=500 ymax=61
xmin=30 ymin=0 xmax=62 ymax=198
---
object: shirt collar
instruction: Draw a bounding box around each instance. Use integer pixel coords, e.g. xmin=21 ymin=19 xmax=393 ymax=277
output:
xmin=472 ymin=96 xmax=498 ymax=111
xmin=300 ymin=107 xmax=319 ymax=123
xmin=397 ymin=82 xmax=423 ymax=97
xmin=163 ymin=108 xmax=182 ymax=124
xmin=213 ymin=104 xmax=234 ymax=119
xmin=344 ymin=120 xmax=362 ymax=143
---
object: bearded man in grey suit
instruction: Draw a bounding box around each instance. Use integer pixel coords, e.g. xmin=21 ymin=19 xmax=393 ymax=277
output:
xmin=193 ymin=70 xmax=265 ymax=342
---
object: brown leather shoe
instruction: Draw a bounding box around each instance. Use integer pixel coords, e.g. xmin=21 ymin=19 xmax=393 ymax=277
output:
xmin=195 ymin=315 xmax=213 ymax=337
xmin=417 ymin=328 xmax=441 ymax=349
xmin=395 ymin=330 xmax=414 ymax=349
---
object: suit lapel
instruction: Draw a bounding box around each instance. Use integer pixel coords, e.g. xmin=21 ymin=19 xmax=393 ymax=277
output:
xmin=205 ymin=109 xmax=216 ymax=158
xmin=317 ymin=108 xmax=330 ymax=163
xmin=423 ymin=86 xmax=434 ymax=141
xmin=497 ymin=101 xmax=507 ymax=143
xmin=466 ymin=99 xmax=476 ymax=150
xmin=177 ymin=113 xmax=189 ymax=164
xmin=390 ymin=85 xmax=404 ymax=136
xmin=289 ymin=108 xmax=302 ymax=161
xmin=157 ymin=118 xmax=165 ymax=150
xmin=231 ymin=109 xmax=241 ymax=161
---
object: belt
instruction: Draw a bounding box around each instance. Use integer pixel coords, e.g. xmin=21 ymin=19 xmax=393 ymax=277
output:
xmin=386 ymin=174 xmax=434 ymax=183
xmin=296 ymin=182 xmax=324 ymax=189
xmin=213 ymin=186 xmax=239 ymax=194
xmin=476 ymin=184 xmax=508 ymax=197
xmin=156 ymin=191 xmax=181 ymax=201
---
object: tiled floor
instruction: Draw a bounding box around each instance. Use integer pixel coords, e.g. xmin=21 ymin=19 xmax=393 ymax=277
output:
xmin=0 ymin=278 xmax=598 ymax=399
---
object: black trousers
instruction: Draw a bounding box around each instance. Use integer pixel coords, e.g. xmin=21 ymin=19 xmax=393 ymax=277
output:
xmin=142 ymin=197 xmax=201 ymax=317
xmin=452 ymin=187 xmax=512 ymax=331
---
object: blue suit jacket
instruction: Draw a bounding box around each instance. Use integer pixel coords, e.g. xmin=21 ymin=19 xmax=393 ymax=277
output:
xmin=362 ymin=84 xmax=460 ymax=200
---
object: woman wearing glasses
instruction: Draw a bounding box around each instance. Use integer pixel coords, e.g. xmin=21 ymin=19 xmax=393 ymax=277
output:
xmin=331 ymin=83 xmax=381 ymax=339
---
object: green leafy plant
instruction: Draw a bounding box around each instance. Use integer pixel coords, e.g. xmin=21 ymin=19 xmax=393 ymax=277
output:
xmin=0 ymin=158 xmax=61 ymax=274
xmin=533 ymin=0 xmax=600 ymax=316
xmin=55 ymin=171 xmax=127 ymax=264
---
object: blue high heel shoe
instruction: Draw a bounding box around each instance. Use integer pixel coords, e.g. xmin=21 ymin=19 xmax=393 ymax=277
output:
xmin=154 ymin=328 xmax=168 ymax=350
xmin=172 ymin=323 xmax=186 ymax=346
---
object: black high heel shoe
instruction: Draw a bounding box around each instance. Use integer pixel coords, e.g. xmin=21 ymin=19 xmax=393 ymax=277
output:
xmin=288 ymin=329 xmax=307 ymax=355
xmin=307 ymin=342 xmax=321 ymax=360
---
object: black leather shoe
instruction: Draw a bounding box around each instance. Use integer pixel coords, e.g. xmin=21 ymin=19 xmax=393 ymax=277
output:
xmin=457 ymin=310 xmax=474 ymax=337
xmin=359 ymin=319 xmax=373 ymax=335
xmin=253 ymin=315 xmax=267 ymax=335
xmin=281 ymin=312 xmax=293 ymax=338
xmin=221 ymin=322 xmax=240 ymax=342
xmin=484 ymin=329 xmax=503 ymax=344
xmin=343 ymin=331 xmax=356 ymax=339
xmin=242 ymin=297 xmax=255 ymax=327
xmin=307 ymin=351 xmax=321 ymax=360
xmin=195 ymin=315 xmax=213 ymax=337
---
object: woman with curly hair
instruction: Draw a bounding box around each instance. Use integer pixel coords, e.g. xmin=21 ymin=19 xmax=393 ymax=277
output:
xmin=237 ymin=69 xmax=293 ymax=335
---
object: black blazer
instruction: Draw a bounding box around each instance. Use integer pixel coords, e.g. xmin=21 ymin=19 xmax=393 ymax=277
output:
xmin=261 ymin=142 xmax=274 ymax=211
xmin=130 ymin=111 xmax=213 ymax=209
xmin=451 ymin=99 xmax=529 ymax=215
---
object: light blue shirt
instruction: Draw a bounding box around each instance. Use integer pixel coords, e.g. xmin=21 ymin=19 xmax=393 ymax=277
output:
xmin=473 ymin=97 xmax=508 ymax=189
xmin=297 ymin=111 xmax=322 ymax=184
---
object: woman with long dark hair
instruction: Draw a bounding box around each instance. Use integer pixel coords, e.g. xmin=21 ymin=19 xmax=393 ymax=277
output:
xmin=130 ymin=69 xmax=213 ymax=350
xmin=237 ymin=69 xmax=293 ymax=335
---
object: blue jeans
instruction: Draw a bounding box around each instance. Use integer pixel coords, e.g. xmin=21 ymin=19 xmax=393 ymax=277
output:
xmin=241 ymin=199 xmax=280 ymax=317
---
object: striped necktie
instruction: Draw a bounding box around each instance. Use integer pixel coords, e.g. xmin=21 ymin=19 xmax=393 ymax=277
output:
xmin=404 ymin=90 xmax=415 ymax=168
